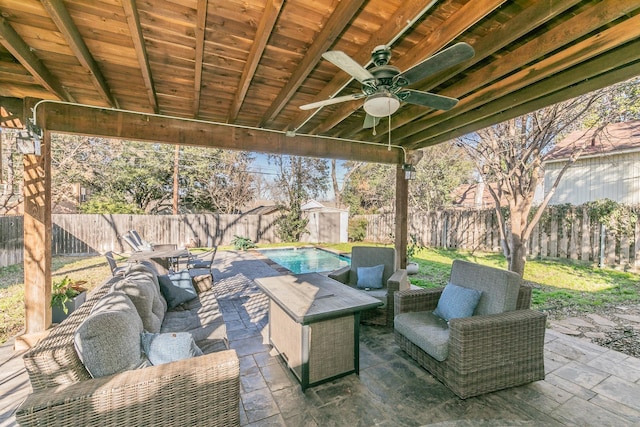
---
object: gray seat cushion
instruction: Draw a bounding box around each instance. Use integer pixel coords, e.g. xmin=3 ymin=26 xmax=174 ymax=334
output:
xmin=112 ymin=277 xmax=163 ymax=333
xmin=161 ymin=289 xmax=227 ymax=353
xmin=449 ymin=260 xmax=521 ymax=315
xmin=125 ymin=263 xmax=168 ymax=315
xmin=74 ymin=291 xmax=148 ymax=378
xmin=347 ymin=246 xmax=396 ymax=288
xmin=395 ymin=311 xmax=450 ymax=361
xmin=362 ymin=288 xmax=388 ymax=308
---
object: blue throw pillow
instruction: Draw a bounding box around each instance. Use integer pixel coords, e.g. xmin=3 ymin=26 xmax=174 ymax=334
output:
xmin=141 ymin=332 xmax=203 ymax=366
xmin=356 ymin=264 xmax=385 ymax=289
xmin=433 ymin=283 xmax=482 ymax=322
xmin=158 ymin=272 xmax=197 ymax=309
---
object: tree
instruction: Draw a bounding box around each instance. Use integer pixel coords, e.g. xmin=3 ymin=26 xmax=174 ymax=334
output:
xmin=331 ymin=159 xmax=362 ymax=209
xmin=180 ymin=148 xmax=255 ymax=214
xmin=88 ymin=141 xmax=174 ymax=213
xmin=341 ymin=162 xmax=395 ymax=215
xmin=457 ymin=92 xmax=607 ymax=275
xmin=410 ymin=142 xmax=473 ymax=211
xmin=0 ymin=130 xmax=22 ymax=214
xmin=269 ymin=155 xmax=329 ymax=241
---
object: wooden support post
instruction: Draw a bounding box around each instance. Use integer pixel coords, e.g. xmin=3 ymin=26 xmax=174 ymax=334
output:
xmin=22 ymin=125 xmax=52 ymax=335
xmin=395 ymin=164 xmax=408 ymax=269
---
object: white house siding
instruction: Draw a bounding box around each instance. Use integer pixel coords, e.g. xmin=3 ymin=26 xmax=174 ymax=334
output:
xmin=544 ymin=151 xmax=640 ymax=205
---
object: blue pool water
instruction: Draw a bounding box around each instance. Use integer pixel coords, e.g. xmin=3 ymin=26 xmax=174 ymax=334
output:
xmin=259 ymin=248 xmax=350 ymax=274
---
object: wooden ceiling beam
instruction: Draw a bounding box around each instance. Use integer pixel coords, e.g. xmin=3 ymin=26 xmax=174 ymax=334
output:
xmin=227 ymin=0 xmax=283 ymax=124
xmin=289 ymin=0 xmax=436 ymax=132
xmin=41 ymin=0 xmax=119 ymax=109
xmin=37 ymin=102 xmax=402 ymax=164
xmin=193 ymin=0 xmax=208 ymax=118
xmin=259 ymin=0 xmax=366 ymax=127
xmin=0 ymin=16 xmax=73 ymax=103
xmin=374 ymin=0 xmax=640 ymax=144
xmin=396 ymin=11 xmax=640 ymax=146
xmin=122 ymin=0 xmax=158 ymax=113
xmin=347 ymin=0 xmax=583 ymax=140
xmin=310 ymin=0 xmax=507 ymax=135
xmin=403 ymin=40 xmax=640 ymax=149
xmin=418 ymin=60 xmax=640 ymax=149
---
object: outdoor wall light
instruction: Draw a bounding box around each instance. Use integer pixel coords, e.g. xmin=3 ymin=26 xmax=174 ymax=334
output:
xmin=16 ymin=130 xmax=40 ymax=156
xmin=403 ymin=163 xmax=416 ymax=180
xmin=16 ymin=122 xmax=42 ymax=156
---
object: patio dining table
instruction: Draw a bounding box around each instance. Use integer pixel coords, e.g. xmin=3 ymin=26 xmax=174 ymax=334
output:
xmin=128 ymin=247 xmax=190 ymax=271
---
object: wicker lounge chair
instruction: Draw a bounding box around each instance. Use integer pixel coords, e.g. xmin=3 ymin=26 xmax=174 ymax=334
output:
xmin=394 ymin=260 xmax=546 ymax=399
xmin=329 ymin=246 xmax=408 ymax=326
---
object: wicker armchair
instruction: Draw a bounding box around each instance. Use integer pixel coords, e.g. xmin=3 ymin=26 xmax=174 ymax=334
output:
xmin=394 ymin=260 xmax=546 ymax=399
xmin=329 ymin=246 xmax=408 ymax=326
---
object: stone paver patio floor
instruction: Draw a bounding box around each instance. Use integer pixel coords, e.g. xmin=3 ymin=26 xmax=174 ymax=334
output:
xmin=3 ymin=250 xmax=640 ymax=426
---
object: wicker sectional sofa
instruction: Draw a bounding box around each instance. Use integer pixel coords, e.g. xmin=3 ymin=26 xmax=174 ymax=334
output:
xmin=16 ymin=263 xmax=240 ymax=426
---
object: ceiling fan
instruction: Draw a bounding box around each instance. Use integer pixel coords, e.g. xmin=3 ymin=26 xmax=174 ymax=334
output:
xmin=300 ymin=42 xmax=475 ymax=129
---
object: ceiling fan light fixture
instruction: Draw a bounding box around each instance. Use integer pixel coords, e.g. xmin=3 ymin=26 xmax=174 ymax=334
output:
xmin=364 ymin=92 xmax=400 ymax=117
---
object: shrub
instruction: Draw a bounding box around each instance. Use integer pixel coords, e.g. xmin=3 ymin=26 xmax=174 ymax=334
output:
xmin=231 ymin=235 xmax=256 ymax=251
xmin=348 ymin=218 xmax=368 ymax=242
xmin=275 ymin=211 xmax=309 ymax=242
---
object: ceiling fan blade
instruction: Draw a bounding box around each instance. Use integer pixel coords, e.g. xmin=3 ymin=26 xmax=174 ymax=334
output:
xmin=363 ymin=114 xmax=380 ymax=129
xmin=401 ymin=89 xmax=459 ymax=110
xmin=299 ymin=93 xmax=365 ymax=110
xmin=394 ymin=42 xmax=475 ymax=86
xmin=322 ymin=51 xmax=375 ymax=83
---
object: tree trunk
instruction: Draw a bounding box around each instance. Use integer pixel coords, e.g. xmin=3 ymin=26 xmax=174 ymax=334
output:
xmin=172 ymin=145 xmax=179 ymax=214
xmin=509 ymin=232 xmax=527 ymax=276
xmin=331 ymin=159 xmax=340 ymax=208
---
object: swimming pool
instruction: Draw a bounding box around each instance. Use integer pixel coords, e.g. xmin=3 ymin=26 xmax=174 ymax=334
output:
xmin=258 ymin=247 xmax=350 ymax=274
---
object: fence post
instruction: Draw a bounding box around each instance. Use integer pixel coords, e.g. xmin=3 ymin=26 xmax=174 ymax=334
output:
xmin=599 ymin=223 xmax=606 ymax=267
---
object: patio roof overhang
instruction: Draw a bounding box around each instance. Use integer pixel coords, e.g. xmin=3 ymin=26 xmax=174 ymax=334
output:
xmin=0 ymin=0 xmax=638 ymax=337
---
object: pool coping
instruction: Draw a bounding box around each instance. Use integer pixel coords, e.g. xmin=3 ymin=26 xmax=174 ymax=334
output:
xmin=248 ymin=246 xmax=350 ymax=275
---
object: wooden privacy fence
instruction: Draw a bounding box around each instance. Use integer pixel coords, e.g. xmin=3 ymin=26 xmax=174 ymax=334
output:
xmin=0 ymin=213 xmax=281 ymax=268
xmin=357 ymin=206 xmax=640 ymax=269
xmin=3 ymin=207 xmax=639 ymax=268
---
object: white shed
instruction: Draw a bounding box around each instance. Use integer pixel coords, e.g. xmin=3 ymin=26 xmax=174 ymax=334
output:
xmin=543 ymin=121 xmax=640 ymax=205
xmin=301 ymin=199 xmax=349 ymax=243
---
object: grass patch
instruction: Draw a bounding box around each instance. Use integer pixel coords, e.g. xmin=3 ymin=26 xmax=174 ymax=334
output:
xmin=406 ymin=247 xmax=640 ymax=313
xmin=0 ymin=255 xmax=113 ymax=344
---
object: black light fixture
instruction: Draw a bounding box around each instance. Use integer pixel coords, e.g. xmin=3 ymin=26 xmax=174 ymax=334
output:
xmin=403 ymin=163 xmax=416 ymax=180
xmin=16 ymin=119 xmax=42 ymax=155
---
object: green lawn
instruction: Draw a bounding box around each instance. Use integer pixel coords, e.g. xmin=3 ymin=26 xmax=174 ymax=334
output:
xmin=2 ymin=245 xmax=639 ymax=345
xmin=394 ymin=247 xmax=640 ymax=312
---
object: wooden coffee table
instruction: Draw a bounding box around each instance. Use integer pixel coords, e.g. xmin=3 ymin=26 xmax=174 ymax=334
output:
xmin=255 ymin=273 xmax=383 ymax=390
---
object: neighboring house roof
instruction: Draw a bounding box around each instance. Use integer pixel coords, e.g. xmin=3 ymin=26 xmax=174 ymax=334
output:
xmin=545 ymin=120 xmax=640 ymax=163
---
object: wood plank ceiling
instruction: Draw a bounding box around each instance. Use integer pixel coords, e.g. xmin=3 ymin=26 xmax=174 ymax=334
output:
xmin=0 ymin=0 xmax=639 ymax=159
